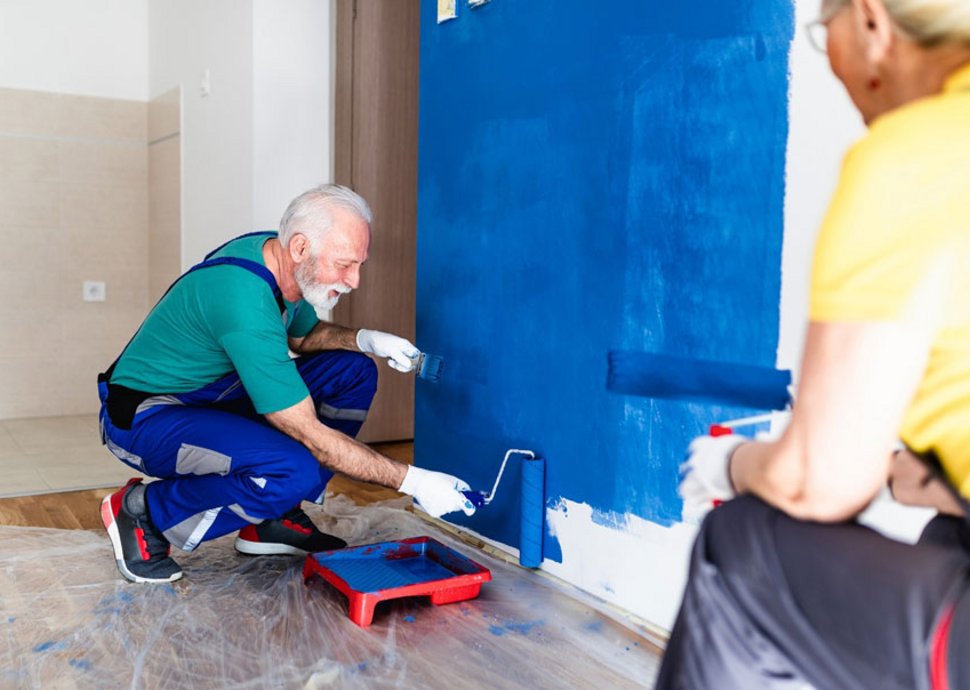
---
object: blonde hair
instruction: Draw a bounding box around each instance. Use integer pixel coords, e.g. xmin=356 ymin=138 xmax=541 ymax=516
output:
xmin=884 ymin=0 xmax=970 ymax=46
xmin=824 ymin=0 xmax=970 ymax=46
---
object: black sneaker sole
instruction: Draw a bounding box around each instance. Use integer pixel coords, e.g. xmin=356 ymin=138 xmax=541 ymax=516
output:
xmin=100 ymin=493 xmax=183 ymax=584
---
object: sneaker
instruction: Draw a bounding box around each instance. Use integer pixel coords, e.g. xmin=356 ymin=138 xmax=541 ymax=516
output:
xmin=100 ymin=478 xmax=183 ymax=584
xmin=234 ymin=505 xmax=347 ymax=556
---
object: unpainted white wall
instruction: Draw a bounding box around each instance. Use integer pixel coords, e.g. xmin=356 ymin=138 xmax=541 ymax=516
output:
xmin=148 ymin=0 xmax=255 ymax=267
xmin=252 ymin=0 xmax=334 ymax=230
xmin=0 ymin=0 xmax=148 ymax=100
xmin=148 ymin=0 xmax=333 ymax=268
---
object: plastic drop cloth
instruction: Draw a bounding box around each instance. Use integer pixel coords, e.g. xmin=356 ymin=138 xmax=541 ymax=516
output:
xmin=0 ymin=495 xmax=660 ymax=689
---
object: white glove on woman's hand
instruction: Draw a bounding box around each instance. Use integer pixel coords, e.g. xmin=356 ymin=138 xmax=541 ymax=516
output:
xmin=679 ymin=434 xmax=747 ymax=524
xmin=399 ymin=466 xmax=476 ymax=518
xmin=356 ymin=329 xmax=420 ymax=372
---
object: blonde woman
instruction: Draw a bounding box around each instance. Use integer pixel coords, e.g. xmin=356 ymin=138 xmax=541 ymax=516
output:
xmin=657 ymin=0 xmax=970 ymax=687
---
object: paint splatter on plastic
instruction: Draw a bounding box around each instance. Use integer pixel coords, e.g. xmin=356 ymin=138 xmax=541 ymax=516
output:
xmin=33 ymin=640 xmax=68 ymax=653
xmin=487 ymin=617 xmax=544 ymax=637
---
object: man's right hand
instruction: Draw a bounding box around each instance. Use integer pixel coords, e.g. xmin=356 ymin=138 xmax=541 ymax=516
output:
xmin=356 ymin=329 xmax=419 ymax=372
xmin=399 ymin=466 xmax=476 ymax=518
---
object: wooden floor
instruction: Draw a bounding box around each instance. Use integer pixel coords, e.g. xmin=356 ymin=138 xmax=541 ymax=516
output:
xmin=0 ymin=441 xmax=413 ymax=530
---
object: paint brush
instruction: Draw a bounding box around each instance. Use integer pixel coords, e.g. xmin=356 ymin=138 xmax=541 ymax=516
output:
xmin=412 ymin=352 xmax=444 ymax=383
xmin=607 ymin=350 xmax=792 ymax=410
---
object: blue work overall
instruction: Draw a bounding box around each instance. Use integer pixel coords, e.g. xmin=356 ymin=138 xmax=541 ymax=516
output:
xmin=97 ymin=233 xmax=377 ymax=551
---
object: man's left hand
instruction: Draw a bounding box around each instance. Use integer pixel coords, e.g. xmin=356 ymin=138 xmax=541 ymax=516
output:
xmin=679 ymin=434 xmax=747 ymax=524
xmin=356 ymin=329 xmax=420 ymax=372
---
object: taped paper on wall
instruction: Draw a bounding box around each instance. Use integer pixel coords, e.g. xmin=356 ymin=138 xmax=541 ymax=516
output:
xmin=437 ymin=0 xmax=457 ymax=23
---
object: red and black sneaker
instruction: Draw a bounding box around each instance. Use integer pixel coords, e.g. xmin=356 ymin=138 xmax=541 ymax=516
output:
xmin=234 ymin=505 xmax=347 ymax=556
xmin=100 ymin=478 xmax=182 ymax=584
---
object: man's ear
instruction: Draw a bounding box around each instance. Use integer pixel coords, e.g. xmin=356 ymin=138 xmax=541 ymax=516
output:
xmin=289 ymin=233 xmax=310 ymax=263
xmin=856 ymin=0 xmax=895 ymax=67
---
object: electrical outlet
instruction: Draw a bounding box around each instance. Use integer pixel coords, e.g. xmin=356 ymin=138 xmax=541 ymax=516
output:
xmin=83 ymin=281 xmax=106 ymax=302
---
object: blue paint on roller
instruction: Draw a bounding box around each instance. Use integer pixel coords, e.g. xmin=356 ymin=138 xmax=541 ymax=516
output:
xmin=519 ymin=456 xmax=545 ymax=568
xmin=607 ymin=351 xmax=791 ymax=410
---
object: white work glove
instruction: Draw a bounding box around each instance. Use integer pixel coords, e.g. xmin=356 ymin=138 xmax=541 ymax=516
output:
xmin=679 ymin=434 xmax=748 ymax=524
xmin=399 ymin=466 xmax=476 ymax=518
xmin=356 ymin=329 xmax=419 ymax=373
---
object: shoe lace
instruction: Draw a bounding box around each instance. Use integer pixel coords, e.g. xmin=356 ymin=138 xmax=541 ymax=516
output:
xmin=138 ymin=517 xmax=171 ymax=558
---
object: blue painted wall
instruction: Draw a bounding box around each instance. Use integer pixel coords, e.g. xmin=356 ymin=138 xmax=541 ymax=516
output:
xmin=416 ymin=1 xmax=794 ymax=557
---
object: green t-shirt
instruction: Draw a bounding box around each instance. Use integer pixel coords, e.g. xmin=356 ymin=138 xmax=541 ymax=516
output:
xmin=111 ymin=232 xmax=319 ymax=414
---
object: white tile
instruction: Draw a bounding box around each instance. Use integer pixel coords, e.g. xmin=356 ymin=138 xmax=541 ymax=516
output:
xmin=2 ymin=415 xmax=100 ymax=453
xmin=0 ymin=461 xmax=49 ymax=497
xmin=34 ymin=451 xmax=141 ymax=492
xmin=0 ymin=424 xmax=23 ymax=459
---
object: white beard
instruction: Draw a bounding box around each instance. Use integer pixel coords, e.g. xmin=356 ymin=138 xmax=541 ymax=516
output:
xmin=295 ymin=260 xmax=350 ymax=320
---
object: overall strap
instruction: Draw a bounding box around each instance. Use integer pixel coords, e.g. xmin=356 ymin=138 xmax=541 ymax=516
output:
xmin=190 ymin=255 xmax=284 ymax=312
xmin=100 ymin=234 xmax=285 ymax=384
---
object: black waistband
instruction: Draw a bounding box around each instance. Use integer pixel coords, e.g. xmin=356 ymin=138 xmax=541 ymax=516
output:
xmin=99 ymin=371 xmax=155 ymax=431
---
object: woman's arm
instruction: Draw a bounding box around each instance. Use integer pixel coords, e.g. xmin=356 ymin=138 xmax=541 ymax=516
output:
xmin=729 ymin=317 xmax=934 ymax=522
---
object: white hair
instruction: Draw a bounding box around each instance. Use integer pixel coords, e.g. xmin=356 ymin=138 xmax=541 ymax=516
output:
xmin=278 ymin=184 xmax=373 ymax=250
xmin=883 ymin=0 xmax=970 ymax=46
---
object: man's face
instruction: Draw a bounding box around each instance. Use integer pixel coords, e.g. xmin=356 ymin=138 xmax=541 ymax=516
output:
xmin=293 ymin=208 xmax=370 ymax=318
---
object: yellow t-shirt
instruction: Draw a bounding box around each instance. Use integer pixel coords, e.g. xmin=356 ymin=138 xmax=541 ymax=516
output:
xmin=810 ymin=62 xmax=970 ymax=495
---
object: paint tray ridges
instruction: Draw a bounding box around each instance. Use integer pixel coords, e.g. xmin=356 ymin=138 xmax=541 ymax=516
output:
xmin=323 ymin=555 xmax=457 ymax=593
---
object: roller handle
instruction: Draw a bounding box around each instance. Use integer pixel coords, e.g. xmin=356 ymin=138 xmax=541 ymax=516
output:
xmin=462 ymin=490 xmax=487 ymax=509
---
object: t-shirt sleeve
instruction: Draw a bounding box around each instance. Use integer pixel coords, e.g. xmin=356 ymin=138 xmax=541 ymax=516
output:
xmin=208 ymin=280 xmax=310 ymax=414
xmin=810 ymin=136 xmax=958 ymax=322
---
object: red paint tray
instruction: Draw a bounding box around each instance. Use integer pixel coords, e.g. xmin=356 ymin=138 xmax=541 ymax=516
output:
xmin=303 ymin=536 xmax=492 ymax=627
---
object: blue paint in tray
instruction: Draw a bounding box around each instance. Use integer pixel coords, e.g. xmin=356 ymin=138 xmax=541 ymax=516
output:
xmin=309 ymin=539 xmax=483 ymax=593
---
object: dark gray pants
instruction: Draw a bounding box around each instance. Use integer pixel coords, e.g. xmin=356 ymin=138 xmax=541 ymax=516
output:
xmin=656 ymin=496 xmax=970 ymax=690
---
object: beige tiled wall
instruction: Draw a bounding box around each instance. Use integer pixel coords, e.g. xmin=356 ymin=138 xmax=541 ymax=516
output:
xmin=0 ymin=88 xmax=151 ymax=418
xmin=149 ymin=87 xmax=181 ymax=302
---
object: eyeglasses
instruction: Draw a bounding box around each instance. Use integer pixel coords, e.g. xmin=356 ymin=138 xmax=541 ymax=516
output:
xmin=805 ymin=19 xmax=829 ymax=53
xmin=804 ymin=2 xmax=848 ymax=54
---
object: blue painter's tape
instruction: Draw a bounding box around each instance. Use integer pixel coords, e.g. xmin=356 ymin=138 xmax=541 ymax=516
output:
xmin=519 ymin=457 xmax=545 ymax=568
xmin=607 ymin=351 xmax=791 ymax=411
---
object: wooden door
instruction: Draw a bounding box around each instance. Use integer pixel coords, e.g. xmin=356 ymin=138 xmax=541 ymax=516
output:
xmin=333 ymin=0 xmax=421 ymax=442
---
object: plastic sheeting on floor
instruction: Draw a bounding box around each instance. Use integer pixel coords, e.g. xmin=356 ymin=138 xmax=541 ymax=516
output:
xmin=0 ymin=495 xmax=660 ymax=689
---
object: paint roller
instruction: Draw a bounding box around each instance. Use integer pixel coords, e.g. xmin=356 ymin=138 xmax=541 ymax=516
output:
xmin=606 ymin=350 xmax=792 ymax=410
xmin=461 ymin=448 xmax=545 ymax=569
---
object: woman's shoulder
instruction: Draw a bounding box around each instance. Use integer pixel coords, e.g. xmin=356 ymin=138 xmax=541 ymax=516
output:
xmin=860 ymin=88 xmax=969 ymax=162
